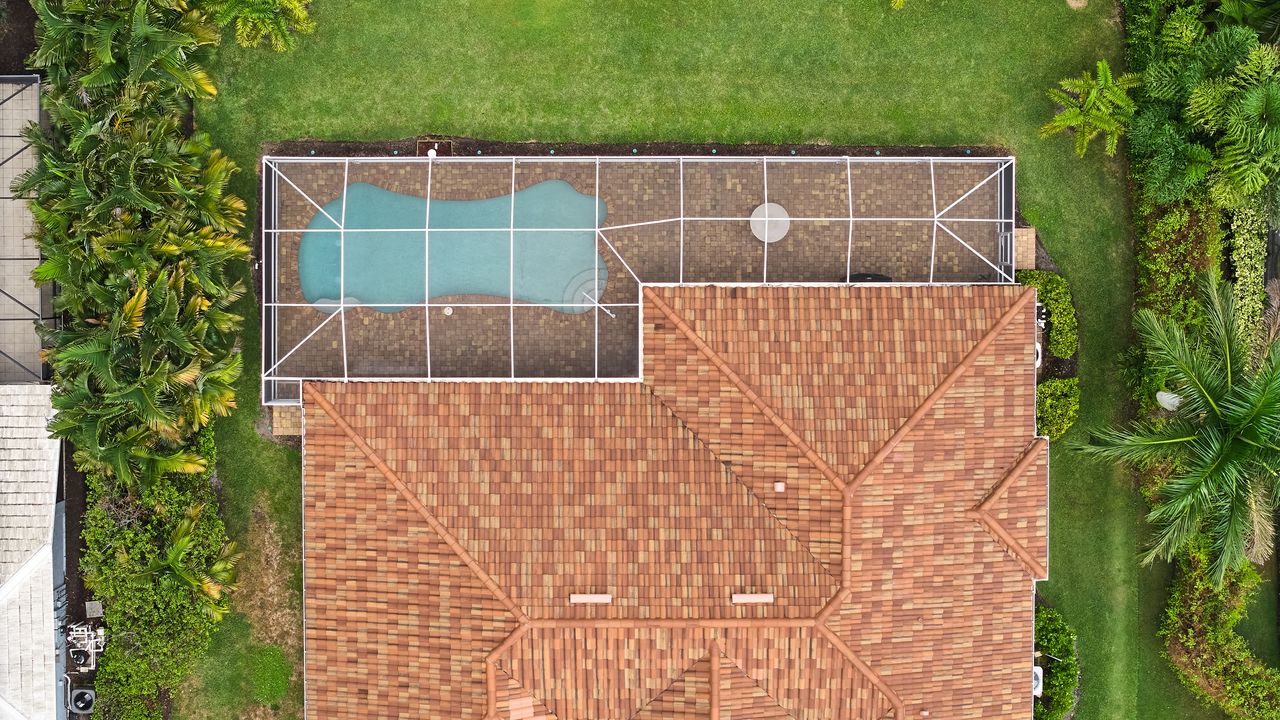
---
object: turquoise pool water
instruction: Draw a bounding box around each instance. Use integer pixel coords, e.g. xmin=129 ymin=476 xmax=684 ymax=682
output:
xmin=297 ymin=180 xmax=608 ymax=313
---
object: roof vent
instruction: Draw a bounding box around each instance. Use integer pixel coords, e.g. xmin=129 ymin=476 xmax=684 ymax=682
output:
xmin=569 ymin=593 xmax=612 ymax=604
xmin=732 ymin=593 xmax=775 ymax=605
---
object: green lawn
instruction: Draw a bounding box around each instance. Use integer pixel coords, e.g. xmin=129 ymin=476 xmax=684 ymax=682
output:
xmin=1240 ymin=555 xmax=1280 ymax=667
xmin=188 ymin=2 xmax=1232 ymax=718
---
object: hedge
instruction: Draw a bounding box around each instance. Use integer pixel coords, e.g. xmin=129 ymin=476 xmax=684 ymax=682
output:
xmin=1035 ymin=605 xmax=1081 ymax=720
xmin=1017 ymin=270 xmax=1079 ymax=359
xmin=1229 ymin=202 xmax=1269 ymax=357
xmin=1037 ymin=378 xmax=1080 ymax=441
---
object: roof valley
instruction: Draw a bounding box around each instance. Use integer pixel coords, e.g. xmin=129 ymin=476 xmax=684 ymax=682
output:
xmin=842 ymin=286 xmax=1037 ymax=498
xmin=641 ymin=384 xmax=842 ymax=585
xmin=643 ymin=287 xmax=846 ymax=494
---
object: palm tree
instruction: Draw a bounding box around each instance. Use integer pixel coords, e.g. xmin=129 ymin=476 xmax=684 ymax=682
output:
xmin=203 ymin=0 xmax=315 ymax=52
xmin=30 ymin=0 xmax=218 ymax=102
xmin=18 ymin=100 xmax=249 ymax=490
xmin=1040 ymin=59 xmax=1142 ymax=158
xmin=135 ymin=504 xmax=242 ymax=620
xmin=1078 ymin=274 xmax=1280 ymax=586
xmin=1213 ymin=0 xmax=1280 ymax=43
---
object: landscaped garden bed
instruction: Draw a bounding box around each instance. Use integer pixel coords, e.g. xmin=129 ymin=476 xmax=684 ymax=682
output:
xmin=263 ymin=135 xmax=1012 ymax=159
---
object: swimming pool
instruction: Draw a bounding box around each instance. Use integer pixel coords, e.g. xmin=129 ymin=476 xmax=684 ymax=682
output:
xmin=297 ymin=180 xmax=608 ymax=313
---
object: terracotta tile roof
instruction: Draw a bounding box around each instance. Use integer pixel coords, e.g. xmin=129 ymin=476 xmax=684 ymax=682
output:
xmin=302 ymin=284 xmax=1047 ymax=720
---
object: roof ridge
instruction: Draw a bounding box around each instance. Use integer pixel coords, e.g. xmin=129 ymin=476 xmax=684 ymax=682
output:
xmin=843 ymin=286 xmax=1036 ymax=498
xmin=303 ymin=384 xmax=530 ymax=624
xmin=709 ymin=640 xmax=721 ymax=720
xmin=969 ymin=438 xmax=1049 ymax=579
xmin=486 ymin=625 xmax=534 ymax=719
xmin=643 ymin=287 xmax=846 ymax=493
xmin=641 ymin=385 xmax=842 ymax=583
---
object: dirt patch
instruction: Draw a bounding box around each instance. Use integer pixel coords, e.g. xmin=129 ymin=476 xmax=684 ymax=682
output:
xmin=238 ymin=491 xmax=302 ymax=654
xmin=242 ymin=705 xmax=277 ymax=720
xmin=175 ymin=671 xmax=209 ymax=720
xmin=1067 ymin=0 xmax=1087 ymax=8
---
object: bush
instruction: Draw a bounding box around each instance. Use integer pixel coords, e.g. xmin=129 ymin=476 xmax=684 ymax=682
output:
xmin=1228 ymin=201 xmax=1269 ymax=354
xmin=1135 ymin=192 xmax=1225 ymax=324
xmin=1035 ymin=605 xmax=1080 ymax=720
xmin=1120 ymin=345 xmax=1170 ymax=413
xmin=81 ymin=430 xmax=238 ymax=718
xmin=1018 ymin=270 xmax=1079 ymax=359
xmin=1037 ymin=378 xmax=1081 ymax=440
xmin=1163 ymin=543 xmax=1280 ymax=719
xmin=1129 ymin=109 xmax=1214 ymax=204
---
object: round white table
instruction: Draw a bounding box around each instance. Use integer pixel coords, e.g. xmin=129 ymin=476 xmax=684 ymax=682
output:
xmin=750 ymin=202 xmax=790 ymax=243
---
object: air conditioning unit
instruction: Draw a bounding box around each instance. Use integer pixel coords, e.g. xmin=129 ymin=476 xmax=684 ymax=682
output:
xmin=69 ymin=688 xmax=95 ymax=715
xmin=1032 ymin=665 xmax=1044 ymax=697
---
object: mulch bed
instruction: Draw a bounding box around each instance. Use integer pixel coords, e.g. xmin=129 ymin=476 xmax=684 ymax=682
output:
xmin=0 ymin=0 xmax=37 ymax=75
xmin=62 ymin=442 xmax=88 ymax=624
xmin=1040 ymin=355 xmax=1079 ymax=382
xmin=263 ymin=134 xmax=1011 ymax=160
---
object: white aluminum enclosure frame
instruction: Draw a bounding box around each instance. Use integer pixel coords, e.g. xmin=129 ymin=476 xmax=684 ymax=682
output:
xmin=261 ymin=155 xmax=1017 ymax=404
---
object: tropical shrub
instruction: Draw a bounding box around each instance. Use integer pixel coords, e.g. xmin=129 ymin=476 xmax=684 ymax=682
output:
xmin=15 ymin=0 xmax=291 ymax=712
xmin=1079 ymin=275 xmax=1280 ymax=585
xmin=1122 ymin=0 xmax=1189 ymax=71
xmin=205 ymin=0 xmax=315 ymax=52
xmin=1017 ymin=270 xmax=1079 ymax=359
xmin=1037 ymin=378 xmax=1080 ymax=441
xmin=1229 ymin=201 xmax=1269 ymax=352
xmin=1145 ymin=23 xmax=1280 ymax=206
xmin=1035 ymin=605 xmax=1080 ymax=720
xmin=82 ymin=431 xmax=238 ymax=719
xmin=1163 ymin=542 xmax=1280 ymax=719
xmin=20 ymin=0 xmax=250 ymax=491
xmin=1211 ymin=0 xmax=1280 ymax=43
xmin=1128 ymin=109 xmax=1215 ymax=203
xmin=1041 ymin=59 xmax=1142 ymax=158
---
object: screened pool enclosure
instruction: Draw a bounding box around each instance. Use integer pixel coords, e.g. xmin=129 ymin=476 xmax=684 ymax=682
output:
xmin=261 ymin=155 xmax=1018 ymax=404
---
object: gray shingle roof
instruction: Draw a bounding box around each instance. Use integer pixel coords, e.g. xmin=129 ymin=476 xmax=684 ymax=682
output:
xmin=0 ymin=385 xmax=59 ymax=720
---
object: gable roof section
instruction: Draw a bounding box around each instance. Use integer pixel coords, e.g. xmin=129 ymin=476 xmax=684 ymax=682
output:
xmin=302 ymin=283 xmax=1047 ymax=720
xmin=0 ymin=385 xmax=59 ymax=720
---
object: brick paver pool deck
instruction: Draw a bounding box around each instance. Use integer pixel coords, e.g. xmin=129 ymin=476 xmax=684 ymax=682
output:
xmin=262 ymin=156 xmax=1016 ymax=402
xmin=0 ymin=76 xmax=46 ymax=384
